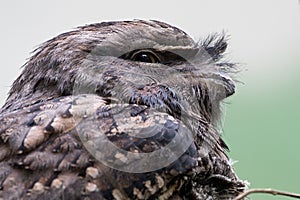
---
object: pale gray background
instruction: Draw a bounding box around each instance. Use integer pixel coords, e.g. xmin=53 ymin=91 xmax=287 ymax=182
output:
xmin=0 ymin=1 xmax=299 ymax=199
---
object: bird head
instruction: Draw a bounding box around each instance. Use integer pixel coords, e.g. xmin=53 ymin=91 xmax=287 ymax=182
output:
xmin=4 ymin=20 xmax=235 ymax=124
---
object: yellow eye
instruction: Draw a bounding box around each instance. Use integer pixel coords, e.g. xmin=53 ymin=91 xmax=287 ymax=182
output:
xmin=130 ymin=50 xmax=160 ymax=63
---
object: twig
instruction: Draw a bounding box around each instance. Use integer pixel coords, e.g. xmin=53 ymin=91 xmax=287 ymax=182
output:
xmin=233 ymin=188 xmax=300 ymax=200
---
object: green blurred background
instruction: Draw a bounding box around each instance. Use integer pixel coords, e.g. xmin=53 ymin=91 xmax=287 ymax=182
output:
xmin=224 ymin=56 xmax=300 ymax=199
xmin=0 ymin=1 xmax=299 ymax=199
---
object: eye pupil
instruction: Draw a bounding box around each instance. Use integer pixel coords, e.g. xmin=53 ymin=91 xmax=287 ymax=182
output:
xmin=135 ymin=53 xmax=153 ymax=63
xmin=130 ymin=51 xmax=160 ymax=63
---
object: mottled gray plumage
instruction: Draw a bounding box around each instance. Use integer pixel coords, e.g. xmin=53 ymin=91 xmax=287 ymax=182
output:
xmin=0 ymin=20 xmax=245 ymax=199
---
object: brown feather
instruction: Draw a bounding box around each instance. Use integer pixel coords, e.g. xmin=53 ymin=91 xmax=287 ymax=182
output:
xmin=0 ymin=20 xmax=245 ymax=199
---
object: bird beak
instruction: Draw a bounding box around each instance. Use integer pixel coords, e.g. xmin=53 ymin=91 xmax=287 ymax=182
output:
xmin=220 ymin=73 xmax=235 ymax=98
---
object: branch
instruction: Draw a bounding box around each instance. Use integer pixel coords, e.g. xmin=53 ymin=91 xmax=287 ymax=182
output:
xmin=233 ymin=188 xmax=300 ymax=200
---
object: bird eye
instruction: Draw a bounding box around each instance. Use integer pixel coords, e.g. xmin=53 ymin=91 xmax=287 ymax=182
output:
xmin=130 ymin=50 xmax=160 ymax=63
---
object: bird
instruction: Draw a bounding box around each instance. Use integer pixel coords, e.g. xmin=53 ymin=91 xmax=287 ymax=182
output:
xmin=0 ymin=20 xmax=245 ymax=200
